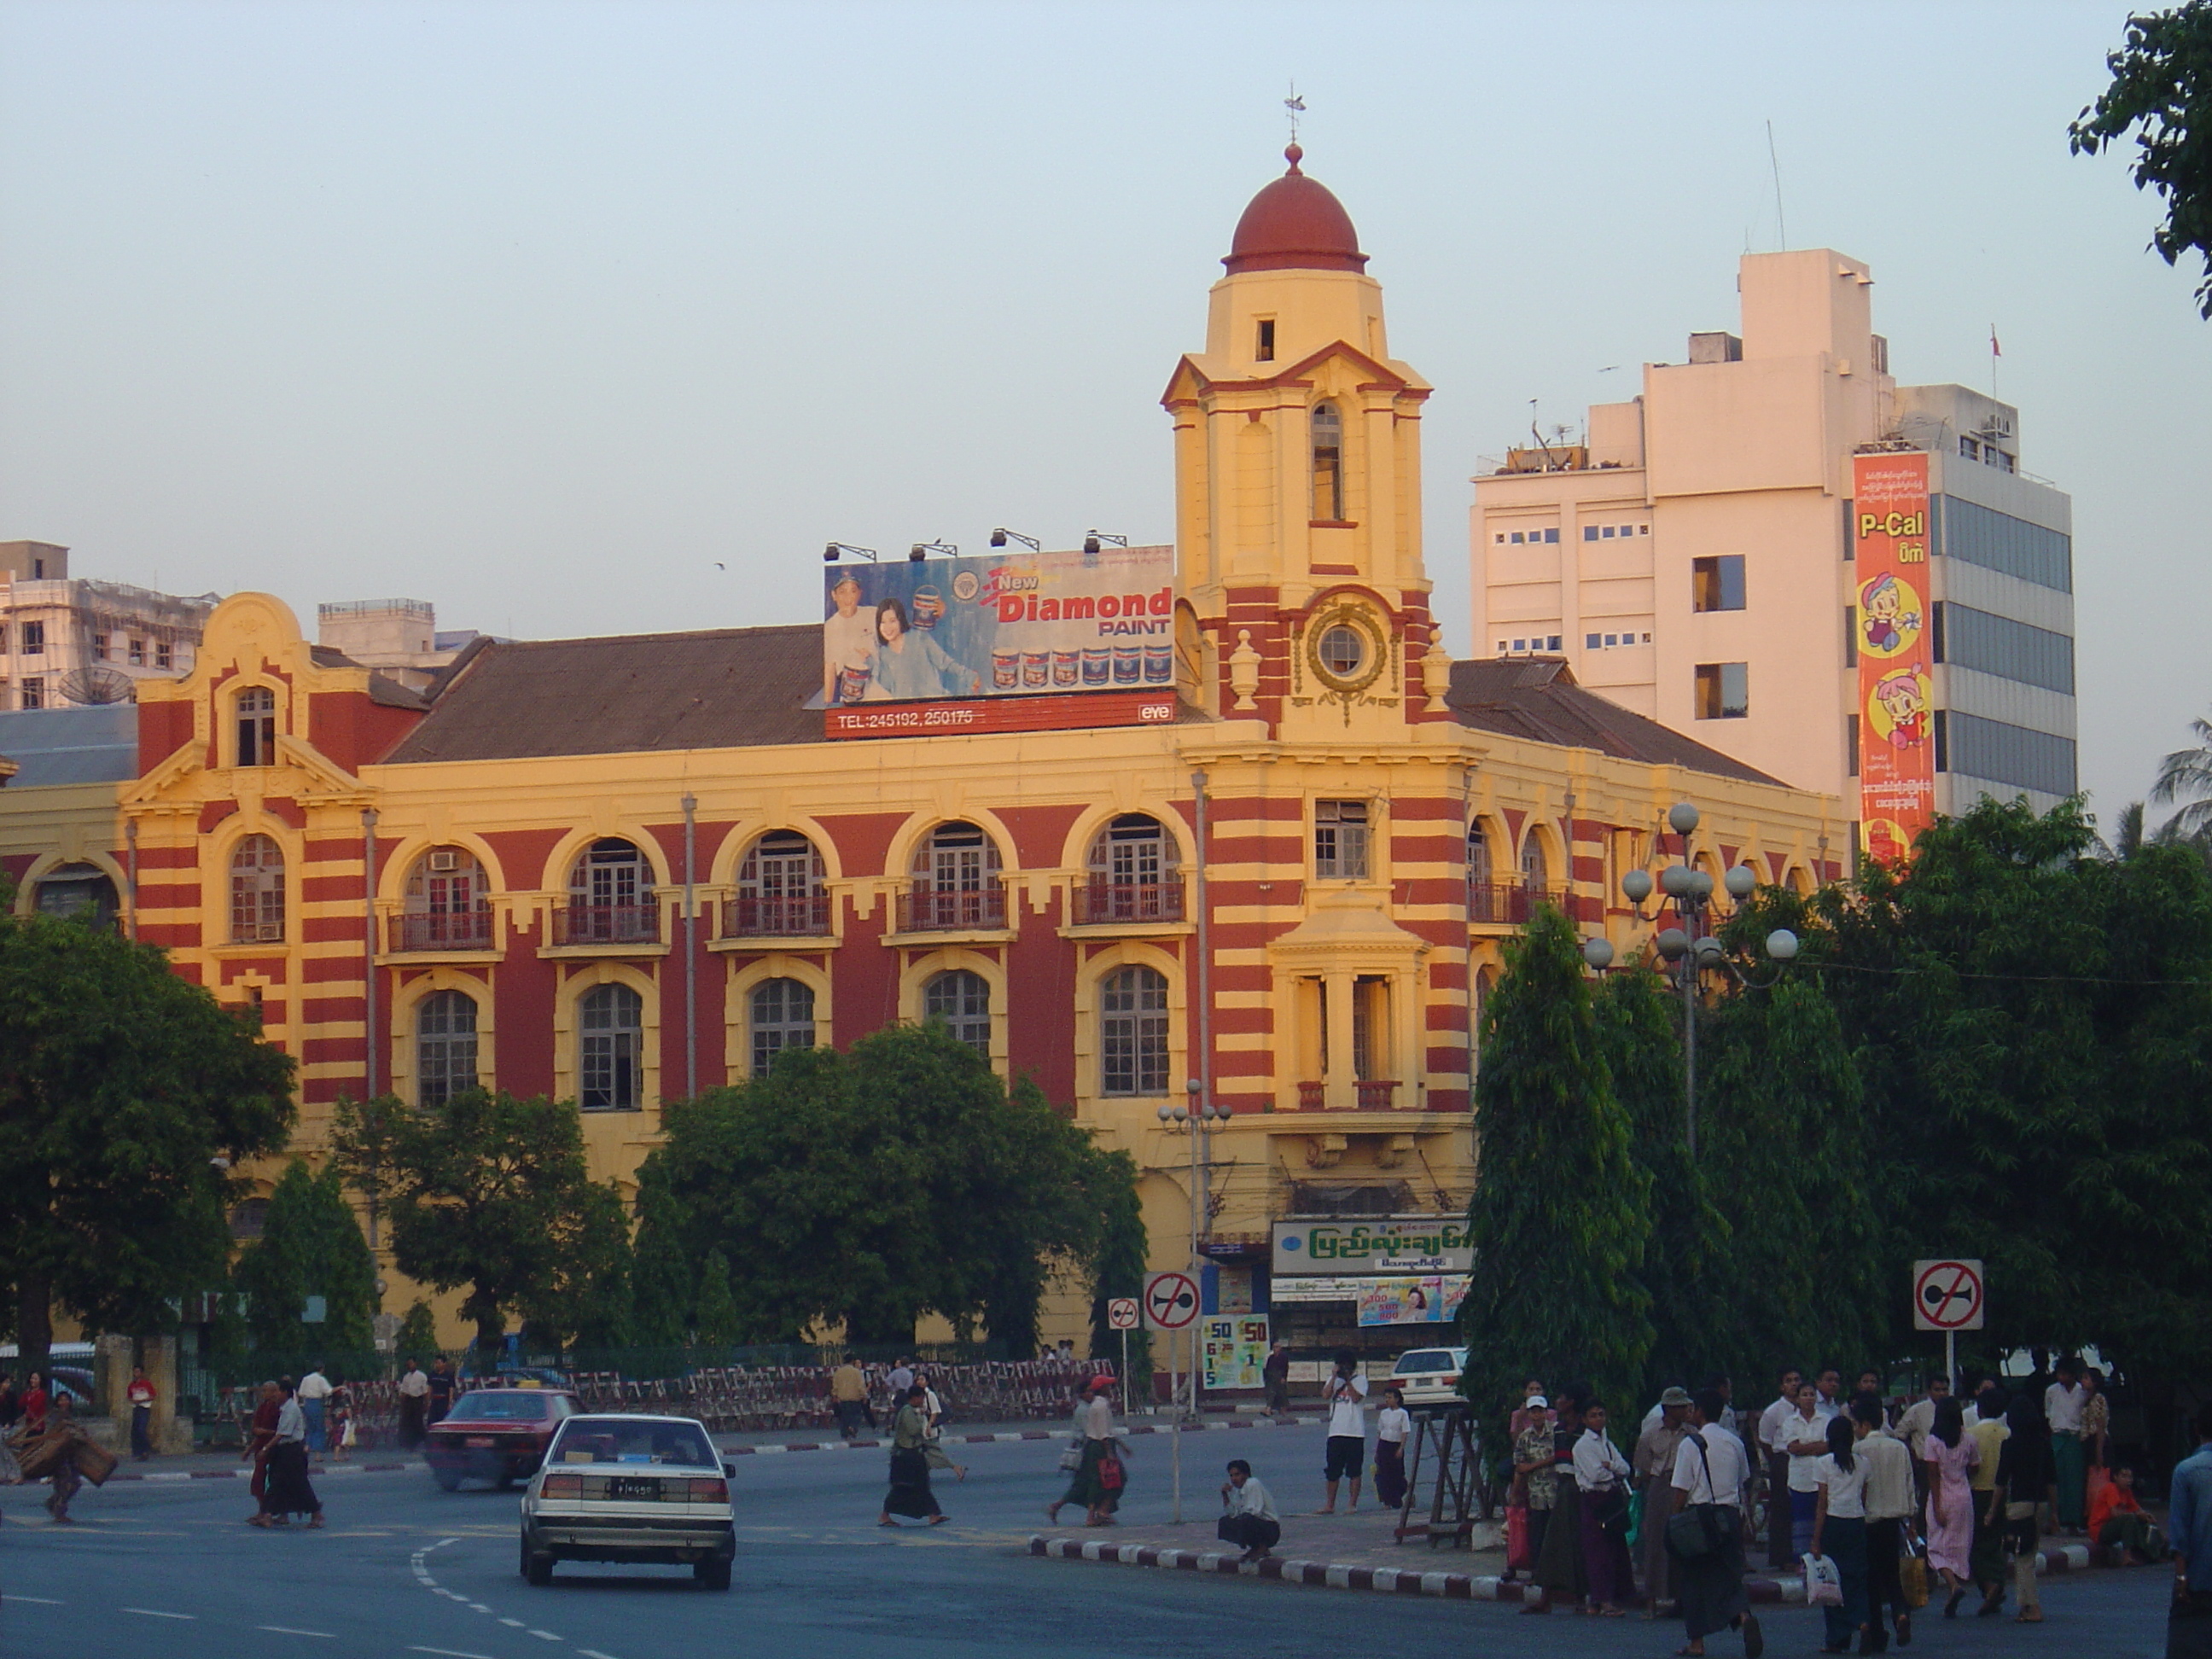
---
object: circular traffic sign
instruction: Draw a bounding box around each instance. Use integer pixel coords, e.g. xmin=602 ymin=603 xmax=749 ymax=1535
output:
xmin=1143 ymin=1271 xmax=1200 ymax=1331
xmin=1106 ymin=1297 xmax=1140 ymax=1331
xmin=1913 ymin=1259 xmax=1985 ymax=1330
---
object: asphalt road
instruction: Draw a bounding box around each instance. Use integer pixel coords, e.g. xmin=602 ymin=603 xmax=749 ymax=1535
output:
xmin=0 ymin=1422 xmax=2175 ymax=1659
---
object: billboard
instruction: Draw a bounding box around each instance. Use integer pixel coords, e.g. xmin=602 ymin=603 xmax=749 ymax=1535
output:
xmin=1356 ymin=1276 xmax=1470 ymax=1327
xmin=1201 ymin=1315 xmax=1272 ymax=1390
xmin=821 ymin=544 xmax=1177 ymax=707
xmin=1852 ymin=452 xmax=1936 ymax=864
xmin=1270 ymin=1217 xmax=1473 ymax=1278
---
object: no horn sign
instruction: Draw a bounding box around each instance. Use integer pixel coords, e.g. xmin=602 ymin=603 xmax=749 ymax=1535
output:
xmin=1143 ymin=1272 xmax=1200 ymax=1331
xmin=1912 ymin=1259 xmax=1985 ymax=1331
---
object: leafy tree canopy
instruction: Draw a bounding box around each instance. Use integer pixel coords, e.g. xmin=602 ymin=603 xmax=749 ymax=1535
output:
xmin=637 ymin=1022 xmax=1132 ymax=1350
xmin=231 ymin=1158 xmax=378 ymax=1353
xmin=0 ymin=901 xmax=294 ymax=1373
xmin=2072 ymin=1 xmax=2212 ymax=317
xmin=331 ymin=1090 xmax=630 ymax=1353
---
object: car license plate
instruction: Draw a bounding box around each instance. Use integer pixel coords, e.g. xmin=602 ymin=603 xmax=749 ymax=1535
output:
xmin=608 ymin=1476 xmax=661 ymax=1501
xmin=465 ymin=1436 xmax=495 ymax=1447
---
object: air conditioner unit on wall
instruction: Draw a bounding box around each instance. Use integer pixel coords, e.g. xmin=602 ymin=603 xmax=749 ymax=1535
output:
xmin=428 ymin=850 xmax=458 ymax=871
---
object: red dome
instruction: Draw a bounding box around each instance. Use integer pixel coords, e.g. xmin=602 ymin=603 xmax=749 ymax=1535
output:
xmin=1223 ymin=144 xmax=1367 ymax=275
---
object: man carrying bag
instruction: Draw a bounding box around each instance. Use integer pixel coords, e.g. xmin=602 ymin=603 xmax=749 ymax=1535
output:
xmin=1668 ymin=1388 xmax=1764 ymax=1658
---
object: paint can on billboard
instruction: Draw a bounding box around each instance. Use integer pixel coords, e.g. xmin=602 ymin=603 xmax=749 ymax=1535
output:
xmin=1852 ymin=451 xmax=1936 ymax=862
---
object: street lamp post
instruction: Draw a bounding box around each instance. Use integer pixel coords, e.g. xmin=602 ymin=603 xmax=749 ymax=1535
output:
xmin=1582 ymin=800 xmax=1798 ymax=1158
xmin=1159 ymin=1085 xmax=1231 ymax=1524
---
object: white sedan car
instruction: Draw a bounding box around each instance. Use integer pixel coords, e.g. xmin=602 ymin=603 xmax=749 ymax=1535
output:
xmin=519 ymin=1413 xmax=736 ymax=1590
xmin=1389 ymin=1345 xmax=1470 ymax=1406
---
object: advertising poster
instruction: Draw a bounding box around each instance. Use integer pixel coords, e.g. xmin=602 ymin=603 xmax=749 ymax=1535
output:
xmin=1271 ymin=1218 xmax=1474 ymax=1277
xmin=821 ymin=544 xmax=1176 ymax=707
xmin=1355 ymin=1276 xmax=1471 ymax=1328
xmin=1852 ymin=452 xmax=1936 ymax=864
xmin=1201 ymin=1315 xmax=1271 ymax=1391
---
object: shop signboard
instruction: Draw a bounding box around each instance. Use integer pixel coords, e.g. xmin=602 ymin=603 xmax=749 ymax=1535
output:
xmin=1355 ymin=1276 xmax=1470 ymax=1327
xmin=821 ymin=543 xmax=1177 ymax=710
xmin=1852 ymin=451 xmax=1936 ymax=864
xmin=1270 ymin=1217 xmax=1473 ymax=1278
xmin=1201 ymin=1315 xmax=1272 ymax=1390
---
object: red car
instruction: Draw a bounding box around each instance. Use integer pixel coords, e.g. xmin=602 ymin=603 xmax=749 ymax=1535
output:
xmin=426 ymin=1388 xmax=580 ymax=1489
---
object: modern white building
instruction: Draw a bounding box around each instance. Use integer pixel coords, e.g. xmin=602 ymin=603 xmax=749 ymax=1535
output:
xmin=0 ymin=541 xmax=217 ymax=711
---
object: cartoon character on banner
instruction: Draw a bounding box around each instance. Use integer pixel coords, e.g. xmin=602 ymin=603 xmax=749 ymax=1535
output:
xmin=1869 ymin=664 xmax=1930 ymax=750
xmin=1860 ymin=572 xmax=1924 ymax=656
xmin=1865 ymin=818 xmax=1914 ymax=864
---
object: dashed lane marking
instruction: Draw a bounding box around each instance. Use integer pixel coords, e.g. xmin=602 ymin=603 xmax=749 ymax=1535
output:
xmin=577 ymin=1650 xmax=620 ymax=1659
xmin=500 ymin=1618 xmax=527 ymax=1628
xmin=120 ymin=1608 xmax=196 ymax=1619
xmin=256 ymin=1627 xmax=335 ymax=1638
xmin=409 ymin=1649 xmax=494 ymax=1659
xmin=3 ymin=1595 xmax=64 ymax=1604
xmin=527 ymin=1632 xmax=562 ymax=1642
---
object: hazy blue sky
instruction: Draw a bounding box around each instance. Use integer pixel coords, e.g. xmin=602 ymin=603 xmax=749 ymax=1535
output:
xmin=3 ymin=1 xmax=2205 ymax=824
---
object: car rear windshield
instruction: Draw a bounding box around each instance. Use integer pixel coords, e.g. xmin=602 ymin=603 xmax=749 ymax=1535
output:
xmin=444 ymin=1392 xmax=553 ymax=1422
xmin=1394 ymin=1353 xmax=1456 ymax=1372
xmin=550 ymin=1418 xmax=715 ymax=1468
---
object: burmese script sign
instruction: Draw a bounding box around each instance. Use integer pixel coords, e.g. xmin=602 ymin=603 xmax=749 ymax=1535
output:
xmin=1270 ymin=1218 xmax=1474 ymax=1278
xmin=821 ymin=544 xmax=1177 ymax=707
xmin=1853 ymin=451 xmax=1936 ymax=864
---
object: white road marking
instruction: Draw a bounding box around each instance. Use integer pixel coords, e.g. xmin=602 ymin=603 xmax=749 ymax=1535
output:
xmin=577 ymin=1650 xmax=620 ymax=1659
xmin=469 ymin=1604 xmax=492 ymax=1613
xmin=121 ymin=1608 xmax=196 ymax=1619
xmin=409 ymin=1649 xmax=494 ymax=1659
xmin=500 ymin=1618 xmax=527 ymax=1627
xmin=527 ymin=1632 xmax=562 ymax=1643
xmin=257 ymin=1627 xmax=335 ymax=1638
xmin=3 ymin=1595 xmax=65 ymax=1604
xmin=434 ymin=1536 xmax=458 ymax=1548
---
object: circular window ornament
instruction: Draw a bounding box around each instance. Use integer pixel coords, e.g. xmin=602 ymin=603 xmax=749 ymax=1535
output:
xmin=1307 ymin=607 xmax=1387 ymax=692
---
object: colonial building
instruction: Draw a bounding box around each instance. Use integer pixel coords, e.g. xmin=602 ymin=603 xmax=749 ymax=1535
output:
xmin=1 ymin=147 xmax=1847 ymax=1357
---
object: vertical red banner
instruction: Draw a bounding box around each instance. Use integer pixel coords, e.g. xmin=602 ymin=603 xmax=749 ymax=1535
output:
xmin=1853 ymin=452 xmax=1936 ymax=864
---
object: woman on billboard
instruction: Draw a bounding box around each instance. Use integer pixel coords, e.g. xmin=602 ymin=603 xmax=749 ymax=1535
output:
xmin=867 ymin=597 xmax=980 ymax=701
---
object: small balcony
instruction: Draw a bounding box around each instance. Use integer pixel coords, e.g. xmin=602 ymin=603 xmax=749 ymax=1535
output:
xmin=552 ymin=903 xmax=661 ymax=947
xmin=1296 ymin=1080 xmax=1326 ymax=1111
xmin=896 ymin=884 xmax=1008 ymax=933
xmin=1467 ymin=880 xmax=1565 ymax=925
xmin=1293 ymin=1079 xmax=1405 ymax=1111
xmin=389 ymin=910 xmax=494 ymax=952
xmin=1073 ymin=880 xmax=1186 ymax=926
xmin=721 ymin=894 xmax=833 ymax=940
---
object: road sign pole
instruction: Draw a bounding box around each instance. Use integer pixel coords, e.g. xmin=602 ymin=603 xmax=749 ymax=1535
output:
xmin=1121 ymin=1326 xmax=1130 ymax=1420
xmin=1946 ymin=1329 xmax=1956 ymax=1391
xmin=1172 ymin=1364 xmax=1183 ymax=1523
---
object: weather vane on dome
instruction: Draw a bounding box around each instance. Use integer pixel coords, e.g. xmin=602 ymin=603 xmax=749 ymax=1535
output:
xmin=1284 ymin=84 xmax=1306 ymax=145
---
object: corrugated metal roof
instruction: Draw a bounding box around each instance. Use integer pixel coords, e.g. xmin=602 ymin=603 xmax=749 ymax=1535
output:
xmin=384 ymin=626 xmax=826 ymax=763
xmin=0 ymin=704 xmax=139 ymax=788
xmin=1447 ymin=657 xmax=1784 ymax=786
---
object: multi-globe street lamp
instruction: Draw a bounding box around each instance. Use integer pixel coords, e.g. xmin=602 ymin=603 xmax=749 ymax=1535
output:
xmin=1580 ymin=800 xmax=1799 ymax=1157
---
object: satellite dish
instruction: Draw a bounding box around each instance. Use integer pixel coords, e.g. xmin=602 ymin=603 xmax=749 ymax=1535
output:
xmin=55 ymin=667 xmax=137 ymax=706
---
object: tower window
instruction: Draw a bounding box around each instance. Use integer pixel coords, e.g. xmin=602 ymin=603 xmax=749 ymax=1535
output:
xmin=1691 ymin=555 xmax=1746 ymax=611
xmin=1310 ymin=402 xmax=1344 ymax=521
xmin=235 ymin=687 xmax=277 ymax=765
xmin=1255 ymin=318 xmax=1275 ymax=363
xmin=1314 ymin=799 xmax=1371 ymax=880
xmin=1318 ymin=625 xmax=1365 ymax=678
xmin=1694 ymin=661 xmax=1750 ymax=719
xmin=20 ymin=620 xmax=44 ymax=655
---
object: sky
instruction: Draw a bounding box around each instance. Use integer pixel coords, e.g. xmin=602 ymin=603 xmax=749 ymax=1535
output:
xmin=2 ymin=0 xmax=2206 ymax=825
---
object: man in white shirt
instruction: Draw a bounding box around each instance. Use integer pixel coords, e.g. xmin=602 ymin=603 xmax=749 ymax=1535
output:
xmin=2046 ymin=1356 xmax=2088 ymax=1534
xmin=296 ymin=1363 xmax=331 ymax=1454
xmin=888 ymin=1358 xmax=916 ymax=1398
xmin=397 ymin=1359 xmax=430 ymax=1448
xmin=1778 ymin=1378 xmax=1831 ymax=1559
xmin=1853 ymin=1397 xmax=1917 ymax=1648
xmin=1317 ymin=1350 xmax=1368 ymax=1514
xmin=1217 ymin=1458 xmax=1281 ymax=1562
xmin=1757 ymin=1365 xmax=1803 ymax=1569
xmin=822 ymin=573 xmax=876 ymax=704
xmin=1669 ymin=1388 xmax=1760 ymax=1658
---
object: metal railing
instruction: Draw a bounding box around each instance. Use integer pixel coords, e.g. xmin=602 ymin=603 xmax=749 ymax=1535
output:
xmin=552 ymin=903 xmax=661 ymax=946
xmin=390 ymin=911 xmax=493 ymax=952
xmin=1466 ymin=880 xmax=1566 ymax=924
xmin=721 ymin=894 xmax=832 ymax=938
xmin=1073 ymin=880 xmax=1186 ymax=925
xmin=896 ymin=884 xmax=1008 ymax=933
xmin=1355 ymin=1079 xmax=1400 ymax=1110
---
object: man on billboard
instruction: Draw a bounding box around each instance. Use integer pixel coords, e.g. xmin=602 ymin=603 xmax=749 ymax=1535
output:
xmin=823 ymin=572 xmax=876 ymax=706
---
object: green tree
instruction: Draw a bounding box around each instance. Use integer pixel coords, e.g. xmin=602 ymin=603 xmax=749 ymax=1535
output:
xmin=1594 ymin=966 xmax=1732 ymax=1403
xmin=331 ymin=1089 xmax=630 ymax=1355
xmin=396 ymin=1300 xmax=440 ymax=1358
xmin=2152 ymin=710 xmax=2212 ymax=837
xmin=1460 ymin=905 xmax=1653 ymax=1425
xmin=628 ymin=1176 xmax=695 ymax=1348
xmin=1086 ymin=1148 xmax=1152 ymax=1382
xmin=231 ymin=1159 xmax=378 ymax=1353
xmin=694 ymin=1247 xmax=741 ymax=1348
xmin=639 ymin=1022 xmax=1128 ymax=1348
xmin=0 ymin=900 xmax=294 ymax=1375
xmin=2071 ymin=1 xmax=2212 ymax=317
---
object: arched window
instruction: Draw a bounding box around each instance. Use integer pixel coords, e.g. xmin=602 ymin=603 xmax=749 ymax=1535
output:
xmin=401 ymin=847 xmax=492 ymax=950
xmin=416 ymin=989 xmax=480 ymax=1108
xmin=906 ymin=822 xmax=1005 ymax=930
xmin=578 ymin=983 xmax=643 ymax=1110
xmin=734 ymin=830 xmax=828 ymax=936
xmin=230 ymin=1198 xmax=271 ymax=1240
xmin=1466 ymin=822 xmax=1492 ymax=883
xmin=33 ymin=862 xmax=118 ymax=929
xmin=563 ymin=838 xmax=657 ymax=945
xmin=1099 ymin=965 xmax=1169 ymax=1096
xmin=1310 ymin=401 xmax=1344 ymax=521
xmin=1520 ymin=833 xmax=1549 ymax=893
xmin=749 ymin=977 xmax=817 ymax=1076
xmin=235 ymin=686 xmax=277 ymax=767
xmin=229 ymin=835 xmax=285 ymax=942
xmin=1082 ymin=813 xmax=1181 ymax=923
xmin=923 ymin=969 xmax=991 ymax=1057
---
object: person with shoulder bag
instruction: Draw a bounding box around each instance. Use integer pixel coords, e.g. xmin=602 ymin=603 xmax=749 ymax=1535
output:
xmin=1572 ymin=1399 xmax=1636 ymax=1616
xmin=1669 ymin=1389 xmax=1764 ymax=1658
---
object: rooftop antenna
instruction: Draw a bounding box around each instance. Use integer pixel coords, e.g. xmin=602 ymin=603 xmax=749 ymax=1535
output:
xmin=1766 ymin=119 xmax=1787 ymax=250
xmin=1284 ymin=84 xmax=1306 ymax=148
